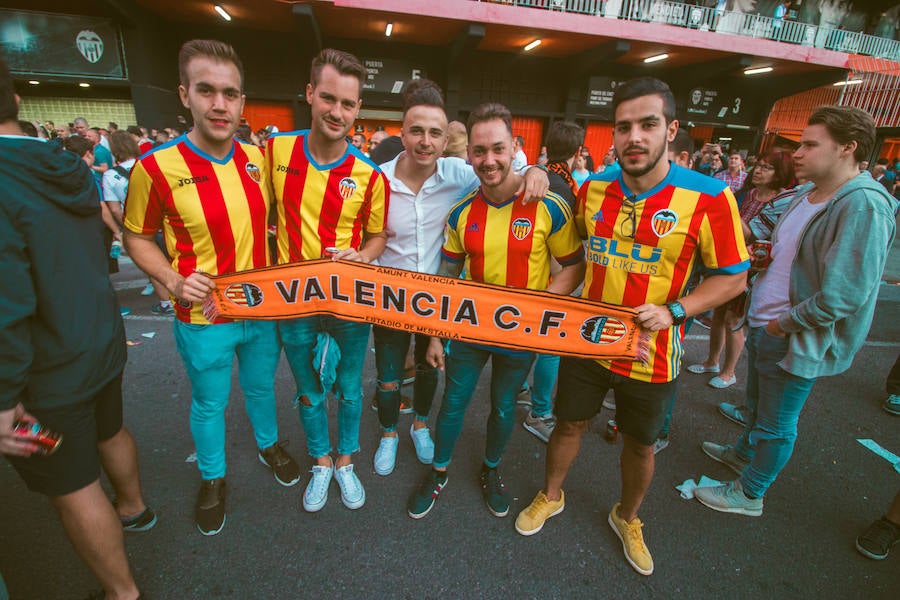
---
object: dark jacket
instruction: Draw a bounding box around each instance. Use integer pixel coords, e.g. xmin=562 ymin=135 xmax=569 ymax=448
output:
xmin=0 ymin=136 xmax=126 ymax=411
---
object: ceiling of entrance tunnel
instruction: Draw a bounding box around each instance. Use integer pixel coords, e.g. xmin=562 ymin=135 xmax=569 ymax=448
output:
xmin=9 ymin=0 xmax=843 ymax=80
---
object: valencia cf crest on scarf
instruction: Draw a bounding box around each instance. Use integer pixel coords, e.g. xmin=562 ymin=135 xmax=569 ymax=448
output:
xmin=339 ymin=177 xmax=357 ymax=200
xmin=245 ymin=163 xmax=262 ymax=184
xmin=225 ymin=283 xmax=264 ymax=307
xmin=511 ymin=217 xmax=533 ymax=240
xmin=651 ymin=209 xmax=678 ymax=238
xmin=580 ymin=316 xmax=627 ymax=345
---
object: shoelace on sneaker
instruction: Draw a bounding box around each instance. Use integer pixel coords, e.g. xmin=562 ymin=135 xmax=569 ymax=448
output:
xmin=863 ymin=518 xmax=900 ymax=549
xmin=264 ymin=441 xmax=292 ymax=467
xmin=524 ymin=495 xmax=551 ymax=517
xmin=337 ymin=466 xmax=361 ymax=496
xmin=625 ymin=518 xmax=646 ymax=546
xmin=308 ymin=466 xmax=330 ymax=497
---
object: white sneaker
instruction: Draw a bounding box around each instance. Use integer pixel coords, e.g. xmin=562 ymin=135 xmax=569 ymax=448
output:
xmin=302 ymin=461 xmax=333 ymax=512
xmin=374 ymin=436 xmax=399 ymax=476
xmin=410 ymin=423 xmax=435 ymax=464
xmin=334 ymin=464 xmax=366 ymax=509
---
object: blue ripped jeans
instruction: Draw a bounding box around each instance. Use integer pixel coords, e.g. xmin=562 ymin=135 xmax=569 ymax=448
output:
xmin=279 ymin=316 xmax=371 ymax=458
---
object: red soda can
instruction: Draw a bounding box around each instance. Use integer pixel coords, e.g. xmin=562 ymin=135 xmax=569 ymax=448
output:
xmin=605 ymin=419 xmax=618 ymax=444
xmin=324 ymin=246 xmax=341 ymax=258
xmin=13 ymin=420 xmax=63 ymax=455
xmin=749 ymin=240 xmax=772 ymax=271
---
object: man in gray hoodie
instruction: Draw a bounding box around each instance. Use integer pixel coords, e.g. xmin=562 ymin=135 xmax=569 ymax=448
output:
xmin=697 ymin=105 xmax=897 ymax=517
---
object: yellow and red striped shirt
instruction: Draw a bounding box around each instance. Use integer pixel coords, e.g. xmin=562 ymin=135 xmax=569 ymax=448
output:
xmin=123 ymin=135 xmax=271 ymax=324
xmin=576 ymin=164 xmax=750 ymax=382
xmin=267 ymin=130 xmax=389 ymax=263
xmin=442 ymin=189 xmax=583 ymax=290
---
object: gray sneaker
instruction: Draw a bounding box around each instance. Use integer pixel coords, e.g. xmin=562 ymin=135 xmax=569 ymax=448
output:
xmin=718 ymin=402 xmax=750 ymax=427
xmin=523 ymin=413 xmax=556 ymax=443
xmin=701 ymin=441 xmax=750 ymax=476
xmin=695 ymin=479 xmax=763 ymax=517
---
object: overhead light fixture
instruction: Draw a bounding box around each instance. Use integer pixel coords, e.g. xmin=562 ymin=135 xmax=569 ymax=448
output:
xmin=385 ymin=23 xmax=393 ymax=37
xmin=524 ymin=39 xmax=541 ymax=52
xmin=643 ymin=53 xmax=668 ymax=64
xmin=834 ymin=78 xmax=863 ymax=86
xmin=717 ymin=137 xmax=733 ymax=141
xmin=28 ymin=80 xmax=39 ymax=85
xmin=726 ymin=124 xmax=751 ymax=130
xmin=79 ymin=82 xmax=91 ymax=88
xmin=744 ymin=67 xmax=773 ymax=75
xmin=214 ymin=5 xmax=232 ymax=22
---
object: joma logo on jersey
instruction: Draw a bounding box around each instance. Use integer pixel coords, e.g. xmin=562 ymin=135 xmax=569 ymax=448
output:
xmin=276 ymin=164 xmax=300 ymax=176
xmin=588 ymin=236 xmax=662 ymax=263
xmin=177 ymin=175 xmax=210 ymax=187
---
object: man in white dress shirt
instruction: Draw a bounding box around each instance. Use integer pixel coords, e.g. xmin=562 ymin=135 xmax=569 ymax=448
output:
xmin=371 ymin=79 xmax=548 ymax=476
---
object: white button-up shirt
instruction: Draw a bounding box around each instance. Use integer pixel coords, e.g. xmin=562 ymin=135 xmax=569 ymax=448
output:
xmin=378 ymin=153 xmax=478 ymax=274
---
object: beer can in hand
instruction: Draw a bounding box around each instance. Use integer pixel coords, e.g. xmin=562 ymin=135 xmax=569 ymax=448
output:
xmin=13 ymin=420 xmax=63 ymax=455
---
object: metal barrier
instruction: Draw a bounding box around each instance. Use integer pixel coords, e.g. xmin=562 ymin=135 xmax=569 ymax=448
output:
xmin=476 ymin=0 xmax=900 ymax=61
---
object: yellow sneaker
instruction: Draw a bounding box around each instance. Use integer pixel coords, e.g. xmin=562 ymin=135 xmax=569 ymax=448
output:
xmin=515 ymin=490 xmax=565 ymax=536
xmin=607 ymin=502 xmax=654 ymax=576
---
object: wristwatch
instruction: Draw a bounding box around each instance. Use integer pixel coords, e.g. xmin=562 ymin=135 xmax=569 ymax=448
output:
xmin=665 ymin=301 xmax=686 ymax=326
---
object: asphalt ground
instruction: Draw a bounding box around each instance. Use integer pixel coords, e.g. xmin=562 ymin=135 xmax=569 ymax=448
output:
xmin=1 ymin=257 xmax=898 ymax=600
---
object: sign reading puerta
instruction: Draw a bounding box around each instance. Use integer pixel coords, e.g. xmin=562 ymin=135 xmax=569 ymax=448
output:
xmin=0 ymin=9 xmax=126 ymax=79
xmin=203 ymin=261 xmax=647 ymax=362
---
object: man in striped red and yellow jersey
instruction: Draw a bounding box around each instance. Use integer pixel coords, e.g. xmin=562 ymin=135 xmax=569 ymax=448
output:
xmin=515 ymin=77 xmax=749 ymax=576
xmin=266 ymin=49 xmax=388 ymax=513
xmin=406 ymin=102 xmax=585 ymax=521
xmin=124 ymin=40 xmax=301 ymax=537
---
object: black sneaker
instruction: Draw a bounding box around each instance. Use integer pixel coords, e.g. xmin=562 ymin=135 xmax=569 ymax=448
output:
xmin=407 ymin=469 xmax=448 ymax=519
xmin=258 ymin=441 xmax=302 ymax=486
xmin=480 ymin=465 xmax=510 ymax=517
xmin=150 ymin=303 xmax=174 ymax=316
xmin=856 ymin=517 xmax=900 ymax=560
xmin=196 ymin=478 xmax=226 ymax=536
xmin=121 ymin=507 xmax=158 ymax=532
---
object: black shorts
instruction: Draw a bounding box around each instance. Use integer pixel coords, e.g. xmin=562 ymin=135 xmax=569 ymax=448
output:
xmin=7 ymin=373 xmax=124 ymax=497
xmin=555 ymin=357 xmax=675 ymax=446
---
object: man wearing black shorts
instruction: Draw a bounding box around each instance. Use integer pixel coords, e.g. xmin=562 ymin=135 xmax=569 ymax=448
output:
xmin=0 ymin=58 xmax=151 ymax=600
xmin=515 ymin=78 xmax=749 ymax=576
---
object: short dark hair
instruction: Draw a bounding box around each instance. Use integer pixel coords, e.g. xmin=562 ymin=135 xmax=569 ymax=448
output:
xmin=808 ymin=105 xmax=875 ymax=163
xmin=126 ymin=125 xmax=142 ymax=137
xmin=612 ymin=77 xmax=676 ymax=123
xmin=402 ymin=78 xmax=444 ymax=114
xmin=545 ymin=121 xmax=584 ymax=162
xmin=178 ymin=39 xmax=244 ymax=90
xmin=18 ymin=120 xmax=37 ymax=137
xmin=109 ymin=130 xmax=140 ymax=161
xmin=235 ymin=123 xmax=252 ymax=143
xmin=515 ymin=135 xmax=525 ymax=146
xmin=670 ymin=128 xmax=694 ymax=157
xmin=63 ymin=135 xmax=94 ymax=158
xmin=467 ymin=102 xmax=512 ymax=136
xmin=310 ymin=48 xmax=366 ymax=90
xmin=0 ymin=57 xmax=18 ymax=123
